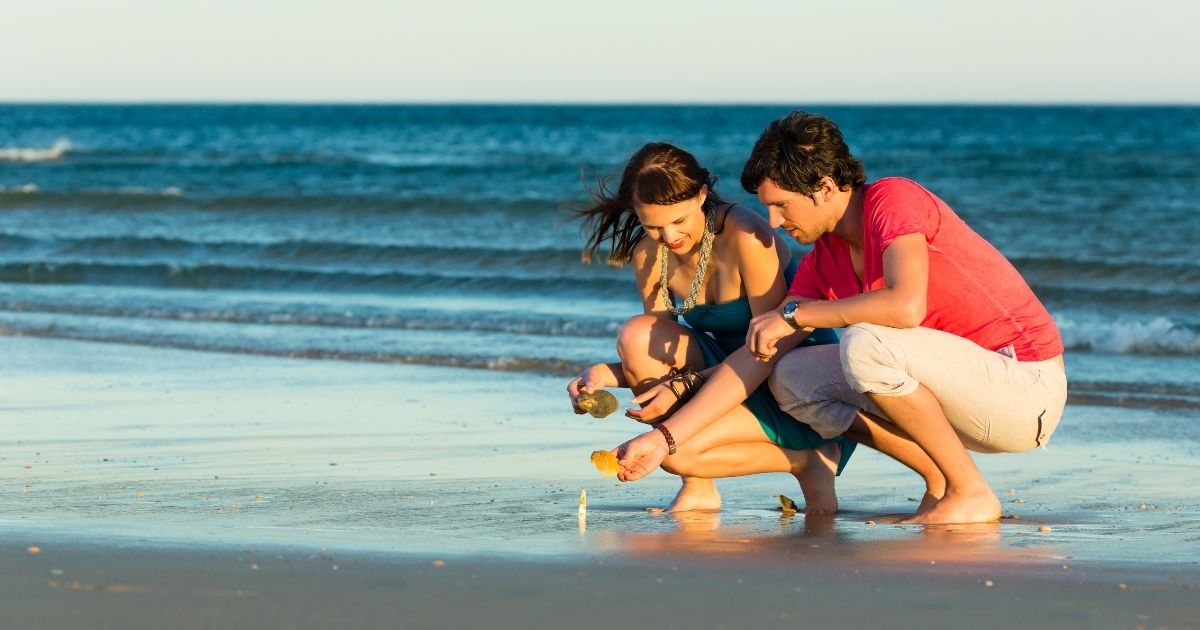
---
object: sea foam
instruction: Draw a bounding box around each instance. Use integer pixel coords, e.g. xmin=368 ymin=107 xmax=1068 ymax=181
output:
xmin=0 ymin=139 xmax=72 ymax=162
xmin=1058 ymin=316 xmax=1200 ymax=355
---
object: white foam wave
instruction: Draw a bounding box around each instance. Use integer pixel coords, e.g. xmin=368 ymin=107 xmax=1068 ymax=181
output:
xmin=0 ymin=139 xmax=72 ymax=162
xmin=0 ymin=183 xmax=39 ymax=193
xmin=1058 ymin=316 xmax=1200 ymax=355
xmin=114 ymin=186 xmax=185 ymax=197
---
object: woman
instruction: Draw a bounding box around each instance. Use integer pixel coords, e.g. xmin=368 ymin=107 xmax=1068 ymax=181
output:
xmin=567 ymin=143 xmax=854 ymax=512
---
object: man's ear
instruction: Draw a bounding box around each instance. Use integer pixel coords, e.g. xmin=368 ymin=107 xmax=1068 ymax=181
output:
xmin=818 ymin=176 xmax=838 ymax=201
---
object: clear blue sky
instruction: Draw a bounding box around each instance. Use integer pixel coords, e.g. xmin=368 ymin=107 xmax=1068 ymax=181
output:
xmin=4 ymin=0 xmax=1197 ymax=103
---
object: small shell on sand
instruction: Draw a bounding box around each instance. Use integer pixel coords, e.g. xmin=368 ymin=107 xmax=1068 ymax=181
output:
xmin=778 ymin=494 xmax=800 ymax=514
xmin=577 ymin=390 xmax=619 ymax=418
xmin=590 ymin=451 xmax=620 ymax=477
xmin=1038 ymin=525 xmax=1052 ymax=533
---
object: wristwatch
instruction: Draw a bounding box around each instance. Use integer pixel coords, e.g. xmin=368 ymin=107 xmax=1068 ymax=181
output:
xmin=781 ymin=300 xmax=801 ymax=330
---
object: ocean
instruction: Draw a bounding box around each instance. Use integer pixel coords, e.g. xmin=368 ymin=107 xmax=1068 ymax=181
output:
xmin=1 ymin=104 xmax=1198 ymax=412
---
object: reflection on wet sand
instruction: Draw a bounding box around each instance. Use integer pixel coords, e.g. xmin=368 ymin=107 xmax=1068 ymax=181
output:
xmin=612 ymin=510 xmax=1062 ymax=571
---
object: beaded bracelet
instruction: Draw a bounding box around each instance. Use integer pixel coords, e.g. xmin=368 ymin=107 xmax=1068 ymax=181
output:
xmin=654 ymin=423 xmax=677 ymax=455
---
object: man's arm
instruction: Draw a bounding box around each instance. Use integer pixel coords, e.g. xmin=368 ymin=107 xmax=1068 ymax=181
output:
xmin=793 ymin=234 xmax=928 ymax=328
xmin=746 ymin=234 xmax=929 ymax=360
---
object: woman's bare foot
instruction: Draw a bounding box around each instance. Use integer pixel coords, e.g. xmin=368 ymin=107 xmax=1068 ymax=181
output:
xmin=664 ymin=477 xmax=721 ymax=512
xmin=794 ymin=442 xmax=839 ymax=515
xmin=915 ymin=477 xmax=946 ymax=515
xmin=916 ymin=490 xmax=942 ymax=515
xmin=903 ymin=487 xmax=1001 ymax=524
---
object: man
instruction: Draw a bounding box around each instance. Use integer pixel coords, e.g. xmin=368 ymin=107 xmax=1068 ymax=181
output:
xmin=615 ymin=111 xmax=1066 ymax=525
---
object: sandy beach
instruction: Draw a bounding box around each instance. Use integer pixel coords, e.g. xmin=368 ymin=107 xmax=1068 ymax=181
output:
xmin=1 ymin=335 xmax=1198 ymax=628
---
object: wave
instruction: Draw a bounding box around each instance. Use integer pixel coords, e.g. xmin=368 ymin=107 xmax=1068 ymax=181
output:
xmin=1035 ymin=284 xmax=1200 ymax=312
xmin=1013 ymin=256 xmax=1200 ymax=290
xmin=1068 ymin=380 xmax=1200 ymax=410
xmin=0 ymin=189 xmax=561 ymax=216
xmin=0 ymin=299 xmax=623 ymax=338
xmin=0 ymin=139 xmax=72 ymax=162
xmin=1 ymin=321 xmax=1195 ymax=408
xmin=0 ymin=260 xmax=630 ymax=297
xmin=0 ymin=323 xmax=589 ymax=376
xmin=0 ymin=233 xmax=598 ymax=272
xmin=1058 ymin=316 xmax=1200 ymax=356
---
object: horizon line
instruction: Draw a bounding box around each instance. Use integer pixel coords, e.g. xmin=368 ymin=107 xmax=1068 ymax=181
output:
xmin=1 ymin=100 xmax=1198 ymax=107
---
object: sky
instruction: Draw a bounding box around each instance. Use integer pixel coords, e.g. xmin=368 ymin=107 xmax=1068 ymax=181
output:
xmin=3 ymin=0 xmax=1198 ymax=103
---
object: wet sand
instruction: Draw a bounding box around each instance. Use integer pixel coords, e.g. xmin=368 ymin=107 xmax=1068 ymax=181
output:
xmin=1 ymin=336 xmax=1198 ymax=627
xmin=2 ymin=538 xmax=1198 ymax=630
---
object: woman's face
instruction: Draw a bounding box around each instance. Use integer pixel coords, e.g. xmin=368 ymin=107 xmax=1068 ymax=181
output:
xmin=633 ymin=187 xmax=708 ymax=255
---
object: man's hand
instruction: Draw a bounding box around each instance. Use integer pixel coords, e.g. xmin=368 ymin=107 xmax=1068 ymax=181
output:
xmin=746 ymin=308 xmax=796 ymax=362
xmin=624 ymin=382 xmax=680 ymax=423
xmin=566 ymin=364 xmax=608 ymax=414
xmin=615 ymin=429 xmax=670 ymax=482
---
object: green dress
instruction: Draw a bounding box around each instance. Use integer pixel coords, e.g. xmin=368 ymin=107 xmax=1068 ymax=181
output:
xmin=678 ymin=257 xmax=856 ymax=474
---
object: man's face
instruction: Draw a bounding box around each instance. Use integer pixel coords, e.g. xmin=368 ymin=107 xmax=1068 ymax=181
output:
xmin=756 ymin=178 xmax=833 ymax=245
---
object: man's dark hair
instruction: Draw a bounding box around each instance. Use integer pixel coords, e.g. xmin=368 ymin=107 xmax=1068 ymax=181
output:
xmin=740 ymin=111 xmax=866 ymax=197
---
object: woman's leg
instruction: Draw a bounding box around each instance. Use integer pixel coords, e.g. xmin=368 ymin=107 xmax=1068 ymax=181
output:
xmin=661 ymin=404 xmax=841 ymax=514
xmin=615 ymin=314 xmax=718 ymax=511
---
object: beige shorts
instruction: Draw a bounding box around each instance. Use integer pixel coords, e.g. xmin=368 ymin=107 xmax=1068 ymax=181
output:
xmin=768 ymin=323 xmax=1067 ymax=453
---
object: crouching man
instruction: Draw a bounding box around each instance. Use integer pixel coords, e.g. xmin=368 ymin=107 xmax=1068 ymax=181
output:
xmin=744 ymin=111 xmax=1067 ymax=524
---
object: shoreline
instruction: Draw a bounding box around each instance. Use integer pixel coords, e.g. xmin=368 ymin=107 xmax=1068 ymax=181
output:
xmin=1 ymin=335 xmax=1198 ymax=626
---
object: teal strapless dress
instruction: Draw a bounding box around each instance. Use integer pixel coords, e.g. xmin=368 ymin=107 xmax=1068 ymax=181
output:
xmin=678 ymin=257 xmax=856 ymax=475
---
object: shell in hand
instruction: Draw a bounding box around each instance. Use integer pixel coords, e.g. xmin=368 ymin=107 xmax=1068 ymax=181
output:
xmin=590 ymin=451 xmax=620 ymax=477
xmin=577 ymin=390 xmax=619 ymax=418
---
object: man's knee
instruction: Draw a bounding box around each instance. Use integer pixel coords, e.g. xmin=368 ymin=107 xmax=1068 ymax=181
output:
xmin=768 ymin=344 xmax=843 ymax=407
xmin=839 ymin=323 xmax=916 ymax=396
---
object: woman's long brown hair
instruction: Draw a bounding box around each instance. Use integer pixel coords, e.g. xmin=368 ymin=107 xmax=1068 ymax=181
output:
xmin=574 ymin=142 xmax=726 ymax=266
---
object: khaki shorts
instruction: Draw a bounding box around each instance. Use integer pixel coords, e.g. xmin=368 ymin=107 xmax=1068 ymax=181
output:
xmin=768 ymin=323 xmax=1067 ymax=453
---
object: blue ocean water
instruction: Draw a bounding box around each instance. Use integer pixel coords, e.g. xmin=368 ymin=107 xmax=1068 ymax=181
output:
xmin=1 ymin=105 xmax=1198 ymax=409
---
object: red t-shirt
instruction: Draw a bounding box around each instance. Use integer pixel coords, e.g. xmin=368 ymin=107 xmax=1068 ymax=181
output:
xmin=789 ymin=178 xmax=1063 ymax=362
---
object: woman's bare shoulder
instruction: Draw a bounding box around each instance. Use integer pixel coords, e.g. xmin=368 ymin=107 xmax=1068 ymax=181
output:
xmin=722 ymin=204 xmax=777 ymax=251
xmin=630 ymin=234 xmax=659 ymax=281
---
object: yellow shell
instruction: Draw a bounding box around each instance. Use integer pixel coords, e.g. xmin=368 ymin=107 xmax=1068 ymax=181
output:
xmin=778 ymin=494 xmax=800 ymax=513
xmin=590 ymin=450 xmax=620 ymax=477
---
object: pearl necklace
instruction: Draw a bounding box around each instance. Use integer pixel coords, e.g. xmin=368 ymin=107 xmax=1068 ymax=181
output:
xmin=658 ymin=209 xmax=717 ymax=316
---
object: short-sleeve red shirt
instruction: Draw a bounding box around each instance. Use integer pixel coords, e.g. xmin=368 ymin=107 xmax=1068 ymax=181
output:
xmin=789 ymin=178 xmax=1063 ymax=362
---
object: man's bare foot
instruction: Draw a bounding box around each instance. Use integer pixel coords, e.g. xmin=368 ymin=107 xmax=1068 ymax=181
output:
xmin=902 ymin=487 xmax=1001 ymax=524
xmin=664 ymin=478 xmax=721 ymax=512
xmin=795 ymin=442 xmax=839 ymax=515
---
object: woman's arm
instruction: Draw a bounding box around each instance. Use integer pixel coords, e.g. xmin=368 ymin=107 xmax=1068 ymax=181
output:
xmin=615 ymin=211 xmax=814 ymax=477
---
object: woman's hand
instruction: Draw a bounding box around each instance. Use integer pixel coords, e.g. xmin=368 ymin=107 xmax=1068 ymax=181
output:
xmin=566 ymin=364 xmax=608 ymax=413
xmin=623 ymin=382 xmax=681 ymax=423
xmin=746 ymin=309 xmax=795 ymax=362
xmin=614 ymin=430 xmax=669 ymax=482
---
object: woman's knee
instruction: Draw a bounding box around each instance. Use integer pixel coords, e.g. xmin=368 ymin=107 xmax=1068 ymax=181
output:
xmin=616 ymin=314 xmax=659 ymax=358
xmin=659 ymin=452 xmax=690 ymax=477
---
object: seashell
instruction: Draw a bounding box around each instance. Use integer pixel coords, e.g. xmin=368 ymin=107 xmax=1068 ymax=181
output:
xmin=778 ymin=494 xmax=800 ymax=514
xmin=590 ymin=451 xmax=620 ymax=477
xmin=578 ymin=390 xmax=619 ymax=418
